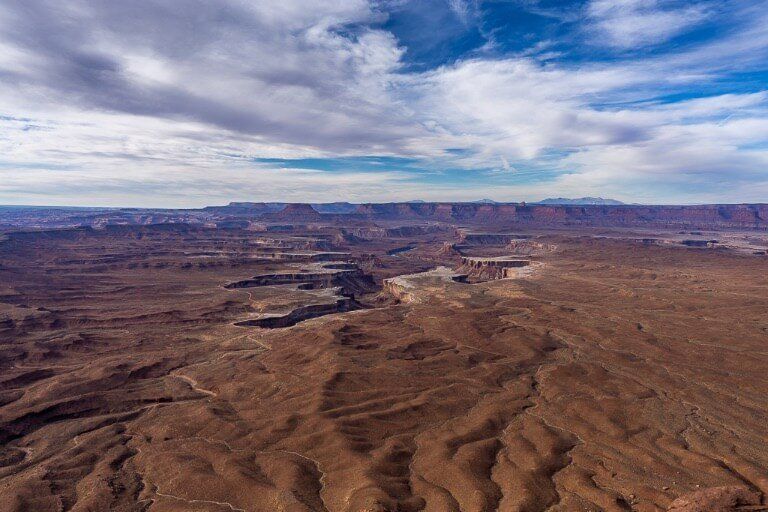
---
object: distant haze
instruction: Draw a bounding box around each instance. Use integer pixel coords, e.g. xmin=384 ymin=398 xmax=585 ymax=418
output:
xmin=534 ymin=198 xmax=625 ymax=206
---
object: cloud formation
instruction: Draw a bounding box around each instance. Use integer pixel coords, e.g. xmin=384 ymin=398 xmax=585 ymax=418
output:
xmin=586 ymin=0 xmax=711 ymax=48
xmin=0 ymin=0 xmax=767 ymax=206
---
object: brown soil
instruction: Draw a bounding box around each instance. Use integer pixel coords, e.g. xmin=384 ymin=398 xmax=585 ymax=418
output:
xmin=0 ymin=224 xmax=766 ymax=511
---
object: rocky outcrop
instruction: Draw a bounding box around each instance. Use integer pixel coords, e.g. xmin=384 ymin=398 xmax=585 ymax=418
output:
xmin=667 ymin=486 xmax=762 ymax=511
xmin=382 ymin=267 xmax=468 ymax=303
xmin=436 ymin=242 xmax=462 ymax=258
xmin=458 ymin=257 xmax=530 ymax=280
xmin=382 ymin=278 xmax=419 ymax=303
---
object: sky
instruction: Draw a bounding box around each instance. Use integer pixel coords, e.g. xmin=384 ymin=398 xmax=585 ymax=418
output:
xmin=0 ymin=0 xmax=767 ymax=207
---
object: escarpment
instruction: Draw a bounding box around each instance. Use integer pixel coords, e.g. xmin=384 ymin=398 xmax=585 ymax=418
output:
xmin=458 ymin=256 xmax=531 ymax=280
xmin=235 ymin=296 xmax=361 ymax=328
xmin=6 ymin=202 xmax=768 ymax=232
xmin=351 ymin=202 xmax=768 ymax=230
xmin=225 ymin=263 xmax=377 ymax=297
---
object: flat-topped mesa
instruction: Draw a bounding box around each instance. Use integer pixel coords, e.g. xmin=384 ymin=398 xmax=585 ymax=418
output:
xmin=382 ymin=266 xmax=468 ymax=303
xmin=459 ymin=256 xmax=530 ymax=280
xmin=261 ymin=203 xmax=322 ymax=222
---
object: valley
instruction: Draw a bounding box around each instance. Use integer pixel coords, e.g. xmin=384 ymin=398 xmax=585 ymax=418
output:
xmin=1 ymin=206 xmax=767 ymax=511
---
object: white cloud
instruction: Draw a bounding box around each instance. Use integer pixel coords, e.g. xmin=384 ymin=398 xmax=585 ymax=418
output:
xmin=586 ymin=0 xmax=711 ymax=49
xmin=447 ymin=0 xmax=472 ymax=23
xmin=0 ymin=0 xmax=419 ymax=151
xmin=0 ymin=0 xmax=766 ymax=205
xmin=402 ymin=50 xmax=768 ymax=200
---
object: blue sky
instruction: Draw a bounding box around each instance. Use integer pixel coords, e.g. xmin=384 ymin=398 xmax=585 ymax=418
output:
xmin=0 ymin=0 xmax=767 ymax=206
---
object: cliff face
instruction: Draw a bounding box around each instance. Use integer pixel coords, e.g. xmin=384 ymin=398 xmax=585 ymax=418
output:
xmin=260 ymin=203 xmax=322 ymax=221
xmin=352 ymin=203 xmax=768 ymax=230
xmin=458 ymin=257 xmax=530 ymax=280
xmin=197 ymin=201 xmax=768 ymax=230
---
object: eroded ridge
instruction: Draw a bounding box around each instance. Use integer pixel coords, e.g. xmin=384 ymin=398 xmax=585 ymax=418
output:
xmin=1 ymin=222 xmax=767 ymax=511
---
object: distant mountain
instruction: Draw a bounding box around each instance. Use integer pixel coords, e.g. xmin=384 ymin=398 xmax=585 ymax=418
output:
xmin=534 ymin=197 xmax=625 ymax=206
xmin=403 ymin=199 xmax=501 ymax=204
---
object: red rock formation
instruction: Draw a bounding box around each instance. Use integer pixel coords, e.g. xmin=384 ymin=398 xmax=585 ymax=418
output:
xmin=458 ymin=256 xmax=530 ymax=280
xmin=436 ymin=242 xmax=461 ymax=258
xmin=352 ymin=203 xmax=768 ymax=230
xmin=261 ymin=203 xmax=322 ymax=222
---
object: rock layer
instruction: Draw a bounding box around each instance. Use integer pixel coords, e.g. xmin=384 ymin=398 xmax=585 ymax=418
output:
xmin=458 ymin=256 xmax=531 ymax=280
xmin=354 ymin=203 xmax=768 ymax=230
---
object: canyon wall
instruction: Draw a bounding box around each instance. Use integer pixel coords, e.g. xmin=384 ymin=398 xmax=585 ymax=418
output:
xmin=352 ymin=203 xmax=768 ymax=230
xmin=8 ymin=202 xmax=768 ymax=232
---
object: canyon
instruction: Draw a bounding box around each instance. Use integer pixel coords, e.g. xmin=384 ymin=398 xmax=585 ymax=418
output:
xmin=1 ymin=203 xmax=767 ymax=511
